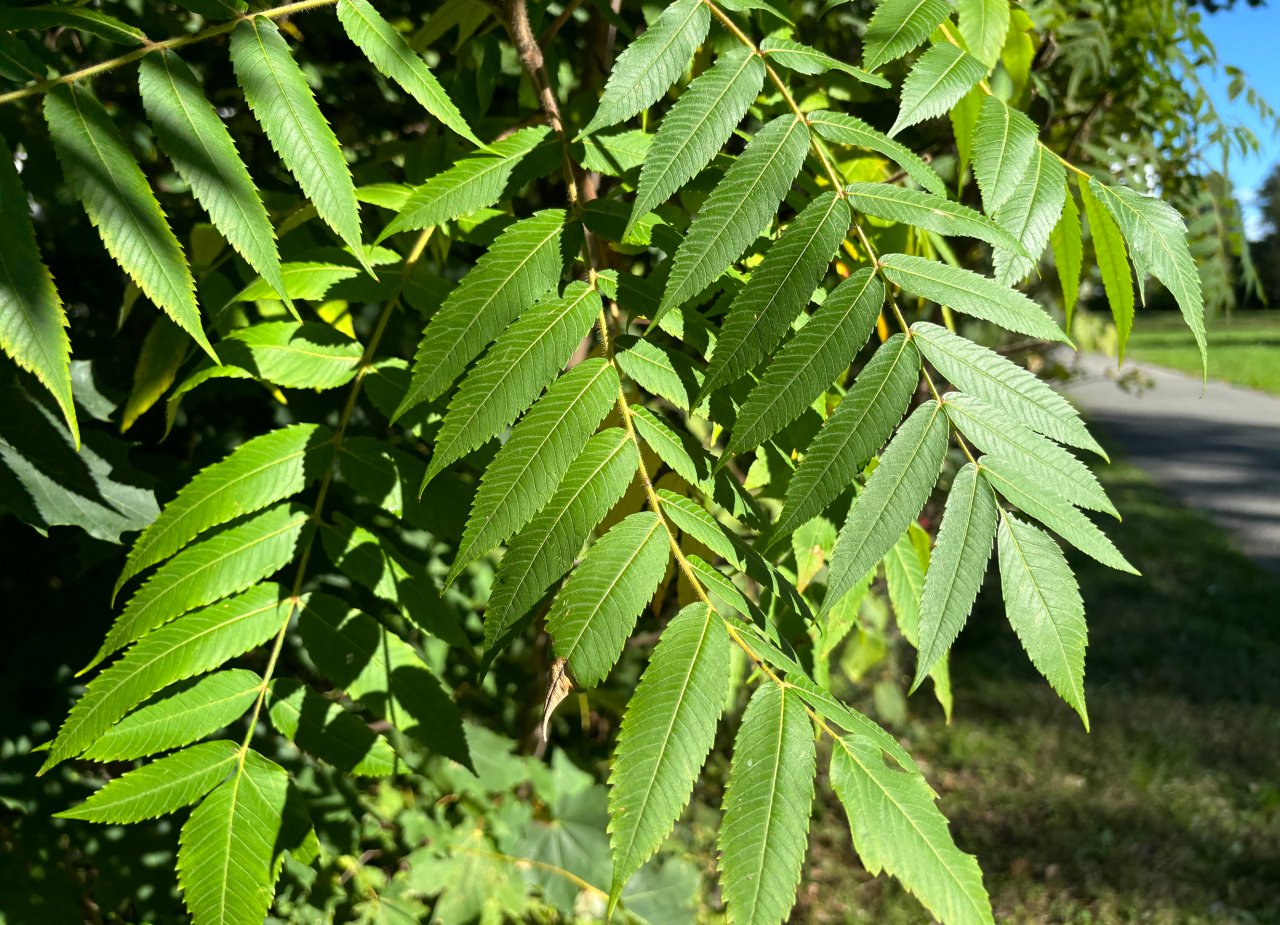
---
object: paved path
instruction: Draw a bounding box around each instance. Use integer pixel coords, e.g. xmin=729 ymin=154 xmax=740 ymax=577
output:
xmin=1062 ymin=353 xmax=1280 ymax=573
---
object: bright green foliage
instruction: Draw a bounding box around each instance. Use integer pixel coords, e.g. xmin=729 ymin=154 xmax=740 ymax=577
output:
xmin=57 ymin=741 xmax=239 ymax=824
xmin=942 ymin=393 xmax=1116 ymax=516
xmin=656 ymin=490 xmax=743 ymax=568
xmin=582 ymin=0 xmax=710 ymax=136
xmin=845 ymin=183 xmax=1027 ymax=254
xmin=830 ymin=735 xmax=995 ymax=925
xmin=230 ymin=20 xmax=369 ymax=273
xmin=43 ymin=584 xmax=290 ymax=773
xmin=93 ymin=504 xmax=308 ymax=667
xmin=177 ymin=749 xmax=291 ymax=925
xmin=396 ymin=209 xmax=565 ymax=416
xmin=82 ymin=670 xmax=261 ymax=763
xmin=718 ymin=685 xmax=815 ymax=925
xmin=1080 ymin=180 xmax=1135 ymax=356
xmin=993 ymin=147 xmax=1066 ymax=285
xmin=890 ymin=45 xmax=987 ymax=138
xmin=879 ymin=253 xmax=1068 ymax=342
xmin=629 ymin=48 xmax=766 ymax=234
xmin=885 ymin=527 xmax=952 ymax=717
xmin=978 ymin=455 xmax=1137 ymax=574
xmin=823 ymin=401 xmax=949 ymax=612
xmin=1051 ymin=189 xmax=1084 ymax=326
xmin=772 ymin=334 xmax=920 ymax=544
xmin=232 ymin=262 xmax=357 ymax=302
xmin=861 ymin=0 xmax=950 ymax=72
xmin=972 ymin=96 xmax=1038 ymax=215
xmin=912 ymin=464 xmax=997 ymax=687
xmin=138 ymin=52 xmax=287 ymax=305
xmin=808 ymin=110 xmax=945 ymax=196
xmin=957 ymin=0 xmax=1010 ymax=68
xmin=0 ymin=133 xmax=75 ymax=443
xmin=608 ymin=604 xmax=730 ymax=908
xmin=728 ymin=268 xmax=883 ymax=456
xmin=547 ymin=511 xmax=671 ymax=686
xmin=996 ymin=514 xmax=1089 ymax=727
xmin=116 ymin=423 xmax=334 ymax=598
xmin=450 ymin=358 xmax=618 ymax=581
xmin=267 ymin=678 xmax=399 ymax=776
xmin=615 ymin=336 xmax=706 ymax=413
xmin=761 ymin=36 xmax=888 ymax=86
xmin=379 ymin=127 xmax=555 ymax=241
xmin=336 ymin=0 xmax=483 ymax=147
xmin=208 ymin=322 xmax=363 ymax=390
xmin=44 ymin=86 xmax=213 ymax=361
xmin=910 ymin=322 xmax=1105 ymax=457
xmin=658 ymin=115 xmax=811 ymax=320
xmin=424 ymin=281 xmax=601 ymax=485
xmin=484 ymin=429 xmax=639 ymax=655
xmin=700 ymin=192 xmax=851 ymax=400
xmin=1089 ymin=178 xmax=1207 ymax=375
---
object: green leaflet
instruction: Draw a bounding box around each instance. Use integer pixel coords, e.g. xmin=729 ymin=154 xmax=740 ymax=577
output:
xmin=57 ymin=741 xmax=238 ymax=825
xmin=844 ymin=184 xmax=1028 ymax=255
xmin=177 ymin=749 xmax=291 ymax=925
xmin=93 ymin=504 xmax=308 ymax=669
xmin=337 ymin=0 xmax=483 ymax=148
xmin=823 ymin=400 xmax=948 ymax=614
xmin=231 ymin=19 xmax=371 ymax=274
xmin=581 ymin=0 xmax=711 ymax=136
xmin=300 ymin=594 xmax=471 ymax=766
xmin=729 ymin=269 xmax=883 ymax=457
xmin=718 ymin=684 xmax=815 ymax=925
xmin=1051 ymin=188 xmax=1083 ymax=329
xmin=233 ymin=262 xmax=357 ymax=302
xmin=760 ymin=36 xmax=889 ymax=86
xmin=450 ymin=358 xmax=618 ymax=582
xmin=378 ymin=127 xmax=556 ymax=241
xmin=1079 ymin=180 xmax=1134 ymax=358
xmin=138 ymin=51 xmax=287 ymax=305
xmin=889 ymin=44 xmax=987 ymax=138
xmin=657 ymin=489 xmax=743 ymax=569
xmin=0 ymin=5 xmax=146 ymax=43
xmin=547 ymin=511 xmax=671 ymax=687
xmin=0 ymin=133 xmax=76 ymax=444
xmin=772 ymin=334 xmax=920 ymax=545
xmin=941 ymin=392 xmax=1116 ymax=516
xmin=978 ymin=455 xmax=1138 ymax=574
xmin=82 ymin=669 xmax=261 ymax=763
xmin=657 ymin=115 xmax=811 ymax=322
xmin=1089 ymin=179 xmax=1206 ymax=375
xmin=957 ymin=0 xmax=1010 ymax=68
xmin=879 ymin=253 xmax=1068 ymax=343
xmin=43 ymin=86 xmax=213 ymax=361
xmin=912 ymin=464 xmax=997 ymax=688
xmin=42 ymin=584 xmax=290 ymax=773
xmin=608 ymin=604 xmax=730 ymax=909
xmin=629 ymin=48 xmax=766 ymax=235
xmin=424 ymin=281 xmax=601 ymax=486
xmin=116 ymin=423 xmax=334 ymax=600
xmin=268 ymin=678 xmax=399 ymax=776
xmin=807 ymin=110 xmax=945 ymax=196
xmin=884 ymin=527 xmax=952 ymax=718
xmin=580 ymin=130 xmax=654 ymax=176
xmin=910 ymin=322 xmax=1105 ymax=457
xmin=993 ymin=146 xmax=1066 ymax=285
xmin=972 ymin=95 xmax=1037 ymax=215
xmin=830 ymin=735 xmax=995 ymax=925
xmin=483 ymin=429 xmax=639 ymax=656
xmin=395 ymin=209 xmax=565 ymax=417
xmin=699 ymin=192 xmax=850 ymax=401
xmin=996 ymin=513 xmax=1089 ymax=728
xmin=861 ymin=0 xmax=950 ymax=71
xmin=614 ymin=336 xmax=706 ymax=413
xmin=213 ymin=322 xmax=363 ymax=390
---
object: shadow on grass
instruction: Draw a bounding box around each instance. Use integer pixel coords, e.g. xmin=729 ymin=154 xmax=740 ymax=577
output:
xmin=801 ymin=462 xmax=1280 ymax=925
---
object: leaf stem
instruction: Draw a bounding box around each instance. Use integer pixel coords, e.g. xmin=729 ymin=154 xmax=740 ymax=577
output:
xmin=0 ymin=0 xmax=341 ymax=107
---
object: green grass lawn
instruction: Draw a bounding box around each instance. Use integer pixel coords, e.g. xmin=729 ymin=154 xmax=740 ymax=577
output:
xmin=1125 ymin=311 xmax=1280 ymax=394
xmin=797 ymin=460 xmax=1280 ymax=924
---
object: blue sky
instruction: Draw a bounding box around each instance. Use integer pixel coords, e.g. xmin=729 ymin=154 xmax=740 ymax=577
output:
xmin=1198 ymin=2 xmax=1280 ymax=238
